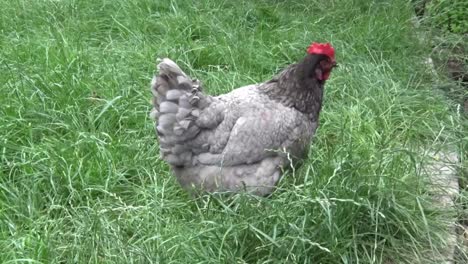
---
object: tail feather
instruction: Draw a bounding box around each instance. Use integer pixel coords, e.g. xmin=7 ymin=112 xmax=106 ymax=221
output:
xmin=150 ymin=58 xmax=212 ymax=166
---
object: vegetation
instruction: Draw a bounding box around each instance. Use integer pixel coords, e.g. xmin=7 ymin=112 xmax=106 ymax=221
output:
xmin=427 ymin=0 xmax=468 ymax=34
xmin=0 ymin=0 xmax=464 ymax=263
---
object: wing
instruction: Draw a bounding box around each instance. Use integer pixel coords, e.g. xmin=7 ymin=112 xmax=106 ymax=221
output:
xmin=195 ymin=104 xmax=316 ymax=166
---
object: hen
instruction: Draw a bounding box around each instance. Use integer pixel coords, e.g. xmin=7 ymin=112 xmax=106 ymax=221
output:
xmin=150 ymin=42 xmax=336 ymax=195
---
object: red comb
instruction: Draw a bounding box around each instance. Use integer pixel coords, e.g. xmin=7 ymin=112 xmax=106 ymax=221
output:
xmin=307 ymin=42 xmax=335 ymax=60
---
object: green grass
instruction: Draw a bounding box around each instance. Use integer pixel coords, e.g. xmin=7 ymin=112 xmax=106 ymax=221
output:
xmin=0 ymin=0 xmax=464 ymax=263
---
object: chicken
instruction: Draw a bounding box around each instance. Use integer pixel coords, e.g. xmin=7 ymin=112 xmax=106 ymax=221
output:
xmin=150 ymin=42 xmax=336 ymax=195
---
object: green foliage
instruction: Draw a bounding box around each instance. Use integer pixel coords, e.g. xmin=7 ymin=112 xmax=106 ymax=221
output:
xmin=0 ymin=0 xmax=463 ymax=263
xmin=427 ymin=0 xmax=468 ymax=33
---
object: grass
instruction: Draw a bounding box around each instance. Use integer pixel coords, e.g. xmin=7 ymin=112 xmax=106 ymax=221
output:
xmin=0 ymin=0 xmax=465 ymax=263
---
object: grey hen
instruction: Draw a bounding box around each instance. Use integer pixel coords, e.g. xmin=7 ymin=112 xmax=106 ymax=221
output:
xmin=150 ymin=42 xmax=336 ymax=195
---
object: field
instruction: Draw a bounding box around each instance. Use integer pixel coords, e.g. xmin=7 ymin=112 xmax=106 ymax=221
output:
xmin=0 ymin=0 xmax=465 ymax=263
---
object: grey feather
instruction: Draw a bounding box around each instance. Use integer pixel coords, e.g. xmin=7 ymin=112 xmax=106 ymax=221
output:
xmin=166 ymin=90 xmax=184 ymax=101
xmin=177 ymin=75 xmax=192 ymax=90
xmin=153 ymin=77 xmax=169 ymax=96
xmin=191 ymin=109 xmax=200 ymax=118
xmin=178 ymin=95 xmax=192 ymax=109
xmin=158 ymin=113 xmax=177 ymax=130
xmin=173 ymin=126 xmax=185 ymax=136
xmin=149 ymin=108 xmax=159 ymax=120
xmin=178 ymin=120 xmax=192 ymax=130
xmin=160 ymin=101 xmax=179 ymax=114
xmin=156 ymin=125 xmax=170 ymax=135
xmin=150 ymin=54 xmax=331 ymax=196
xmin=176 ymin=108 xmax=192 ymax=121
xmin=172 ymin=144 xmax=187 ymax=154
xmin=165 ymin=154 xmax=184 ymax=166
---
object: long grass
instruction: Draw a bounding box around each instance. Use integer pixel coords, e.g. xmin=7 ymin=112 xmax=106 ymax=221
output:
xmin=0 ymin=0 xmax=463 ymax=263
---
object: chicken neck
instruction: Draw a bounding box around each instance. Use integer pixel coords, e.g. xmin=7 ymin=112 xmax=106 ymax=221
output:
xmin=259 ymin=54 xmax=328 ymax=122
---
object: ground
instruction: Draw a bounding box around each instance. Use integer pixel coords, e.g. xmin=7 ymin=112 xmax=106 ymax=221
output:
xmin=0 ymin=0 xmax=466 ymax=263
